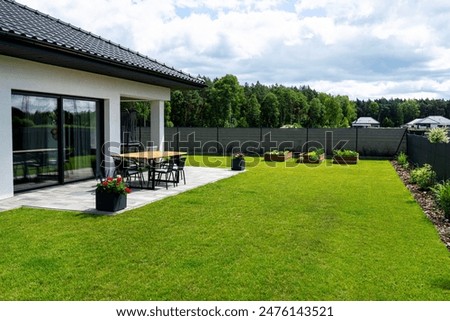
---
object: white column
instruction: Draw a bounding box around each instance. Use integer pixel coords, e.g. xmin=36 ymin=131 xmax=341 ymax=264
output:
xmin=0 ymin=87 xmax=14 ymax=199
xmin=102 ymin=97 xmax=121 ymax=176
xmin=151 ymin=100 xmax=165 ymax=152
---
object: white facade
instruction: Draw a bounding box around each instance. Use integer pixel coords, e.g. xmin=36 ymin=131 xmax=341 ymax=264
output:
xmin=0 ymin=55 xmax=170 ymax=200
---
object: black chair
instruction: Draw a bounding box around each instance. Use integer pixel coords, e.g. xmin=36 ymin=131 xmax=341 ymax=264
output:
xmin=154 ymin=159 xmax=176 ymax=189
xmin=111 ymin=155 xmax=144 ymax=188
xmin=173 ymin=157 xmax=186 ymax=185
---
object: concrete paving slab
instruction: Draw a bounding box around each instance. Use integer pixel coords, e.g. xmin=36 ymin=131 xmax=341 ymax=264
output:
xmin=0 ymin=166 xmax=243 ymax=214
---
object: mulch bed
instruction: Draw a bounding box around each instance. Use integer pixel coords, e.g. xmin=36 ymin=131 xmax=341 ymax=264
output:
xmin=391 ymin=160 xmax=450 ymax=251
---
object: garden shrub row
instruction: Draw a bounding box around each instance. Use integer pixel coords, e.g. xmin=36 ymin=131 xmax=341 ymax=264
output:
xmin=397 ymin=152 xmax=450 ymax=219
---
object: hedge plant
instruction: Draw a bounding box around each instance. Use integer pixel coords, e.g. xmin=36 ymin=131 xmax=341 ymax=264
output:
xmin=410 ymin=164 xmax=437 ymax=190
xmin=432 ymin=181 xmax=450 ymax=219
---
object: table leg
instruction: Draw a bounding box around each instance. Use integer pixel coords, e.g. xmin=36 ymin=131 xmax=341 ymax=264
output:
xmin=147 ymin=162 xmax=156 ymax=190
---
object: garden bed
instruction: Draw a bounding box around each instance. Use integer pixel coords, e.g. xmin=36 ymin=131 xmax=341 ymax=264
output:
xmin=264 ymin=151 xmax=292 ymax=162
xmin=332 ymin=150 xmax=359 ymax=165
xmin=392 ymin=160 xmax=450 ymax=250
xmin=333 ymin=155 xmax=359 ymax=164
xmin=299 ymin=153 xmax=325 ymax=164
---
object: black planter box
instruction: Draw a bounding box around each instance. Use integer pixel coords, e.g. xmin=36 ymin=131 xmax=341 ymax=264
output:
xmin=96 ymin=191 xmax=127 ymax=212
xmin=231 ymin=158 xmax=245 ymax=171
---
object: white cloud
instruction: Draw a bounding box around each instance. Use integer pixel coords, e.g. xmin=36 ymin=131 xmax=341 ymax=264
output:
xmin=15 ymin=0 xmax=450 ymax=99
xmin=310 ymin=79 xmax=450 ymax=100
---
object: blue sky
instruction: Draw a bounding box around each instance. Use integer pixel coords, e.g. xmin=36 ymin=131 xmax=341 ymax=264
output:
xmin=17 ymin=0 xmax=450 ymax=100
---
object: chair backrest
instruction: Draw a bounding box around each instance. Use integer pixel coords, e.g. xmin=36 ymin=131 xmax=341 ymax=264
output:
xmin=111 ymin=155 xmax=124 ymax=176
xmin=177 ymin=157 xmax=186 ymax=169
xmin=166 ymin=159 xmax=175 ymax=171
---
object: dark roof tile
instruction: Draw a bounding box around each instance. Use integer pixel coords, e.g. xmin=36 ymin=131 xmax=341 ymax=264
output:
xmin=0 ymin=0 xmax=204 ymax=86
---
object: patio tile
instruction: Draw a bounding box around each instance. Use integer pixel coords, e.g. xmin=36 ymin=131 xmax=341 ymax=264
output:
xmin=0 ymin=167 xmax=243 ymax=214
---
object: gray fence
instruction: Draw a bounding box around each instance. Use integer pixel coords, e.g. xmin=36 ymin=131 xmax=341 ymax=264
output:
xmin=407 ymin=134 xmax=450 ymax=180
xmin=133 ymin=127 xmax=407 ymax=158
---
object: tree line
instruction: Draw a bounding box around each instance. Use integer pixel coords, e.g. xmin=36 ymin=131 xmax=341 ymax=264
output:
xmin=122 ymin=74 xmax=450 ymax=128
xmin=167 ymin=74 xmax=356 ymax=128
xmin=355 ymin=98 xmax=450 ymax=127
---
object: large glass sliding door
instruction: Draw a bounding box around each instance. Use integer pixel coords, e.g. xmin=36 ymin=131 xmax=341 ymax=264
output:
xmin=63 ymin=99 xmax=97 ymax=183
xmin=12 ymin=95 xmax=59 ymax=192
xmin=12 ymin=92 xmax=102 ymax=193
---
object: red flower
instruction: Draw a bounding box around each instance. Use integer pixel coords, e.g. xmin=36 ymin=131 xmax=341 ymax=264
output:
xmin=96 ymin=176 xmax=130 ymax=195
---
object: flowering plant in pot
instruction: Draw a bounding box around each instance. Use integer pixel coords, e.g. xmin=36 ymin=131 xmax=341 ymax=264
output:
xmin=231 ymin=152 xmax=245 ymax=170
xmin=95 ymin=176 xmax=131 ymax=212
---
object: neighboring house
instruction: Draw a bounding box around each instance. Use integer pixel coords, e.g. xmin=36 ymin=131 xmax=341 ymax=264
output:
xmin=0 ymin=0 xmax=205 ymax=199
xmin=404 ymin=116 xmax=450 ymax=129
xmin=403 ymin=118 xmax=423 ymax=128
xmin=351 ymin=117 xmax=380 ymax=128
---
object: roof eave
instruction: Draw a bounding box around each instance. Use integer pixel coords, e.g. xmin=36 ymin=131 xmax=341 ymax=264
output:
xmin=0 ymin=34 xmax=206 ymax=90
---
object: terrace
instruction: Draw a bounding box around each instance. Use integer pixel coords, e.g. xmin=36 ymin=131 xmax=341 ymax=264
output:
xmin=0 ymin=165 xmax=241 ymax=213
xmin=1 ymin=157 xmax=450 ymax=300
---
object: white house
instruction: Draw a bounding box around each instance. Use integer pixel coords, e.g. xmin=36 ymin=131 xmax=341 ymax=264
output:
xmin=0 ymin=0 xmax=205 ymax=199
xmin=405 ymin=116 xmax=450 ymax=129
xmin=351 ymin=117 xmax=380 ymax=128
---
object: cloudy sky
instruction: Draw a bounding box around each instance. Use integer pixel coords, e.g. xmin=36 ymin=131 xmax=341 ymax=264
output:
xmin=16 ymin=0 xmax=450 ymax=100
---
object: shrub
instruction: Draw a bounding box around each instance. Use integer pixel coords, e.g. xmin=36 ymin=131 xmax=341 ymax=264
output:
xmin=410 ymin=164 xmax=437 ymax=190
xmin=265 ymin=150 xmax=290 ymax=156
xmin=426 ymin=127 xmax=449 ymax=143
xmin=333 ymin=149 xmax=358 ymax=157
xmin=431 ymin=181 xmax=450 ymax=219
xmin=396 ymin=152 xmax=409 ymax=169
xmin=305 ymin=148 xmax=324 ymax=162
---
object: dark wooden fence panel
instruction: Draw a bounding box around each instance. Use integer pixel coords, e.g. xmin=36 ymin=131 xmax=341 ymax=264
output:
xmin=137 ymin=127 xmax=407 ymax=158
xmin=357 ymin=128 xmax=407 ymax=157
xmin=407 ymin=134 xmax=450 ymax=180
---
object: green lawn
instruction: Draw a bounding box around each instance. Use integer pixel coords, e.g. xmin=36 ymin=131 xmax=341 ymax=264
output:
xmin=1 ymin=158 xmax=450 ymax=300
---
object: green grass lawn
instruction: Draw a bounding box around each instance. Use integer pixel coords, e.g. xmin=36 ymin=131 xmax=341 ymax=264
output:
xmin=1 ymin=158 xmax=450 ymax=300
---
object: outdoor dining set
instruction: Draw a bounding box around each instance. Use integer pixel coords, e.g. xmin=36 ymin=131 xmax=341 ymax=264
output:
xmin=111 ymin=150 xmax=187 ymax=190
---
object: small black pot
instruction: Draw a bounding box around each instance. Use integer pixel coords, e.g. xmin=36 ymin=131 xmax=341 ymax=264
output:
xmin=96 ymin=191 xmax=127 ymax=212
xmin=231 ymin=158 xmax=245 ymax=171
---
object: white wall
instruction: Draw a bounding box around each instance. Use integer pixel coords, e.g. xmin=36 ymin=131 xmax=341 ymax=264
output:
xmin=150 ymin=100 xmax=165 ymax=151
xmin=0 ymin=55 xmax=170 ymax=200
xmin=0 ymin=87 xmax=13 ymax=199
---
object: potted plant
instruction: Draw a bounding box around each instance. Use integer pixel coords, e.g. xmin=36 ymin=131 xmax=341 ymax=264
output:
xmin=95 ymin=175 xmax=132 ymax=212
xmin=333 ymin=149 xmax=359 ymax=164
xmin=299 ymin=148 xmax=325 ymax=164
xmin=231 ymin=152 xmax=245 ymax=171
xmin=264 ymin=150 xmax=292 ymax=162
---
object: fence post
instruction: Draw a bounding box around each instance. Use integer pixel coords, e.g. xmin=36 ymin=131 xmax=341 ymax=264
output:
xmin=217 ymin=127 xmax=220 ymax=155
xmin=176 ymin=126 xmax=180 ymax=151
xmin=394 ymin=128 xmax=408 ymax=156
xmin=259 ymin=127 xmax=263 ymax=155
xmin=305 ymin=128 xmax=309 ymax=153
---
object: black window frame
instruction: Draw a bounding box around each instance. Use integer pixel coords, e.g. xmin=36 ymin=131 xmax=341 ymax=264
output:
xmin=11 ymin=90 xmax=104 ymax=191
